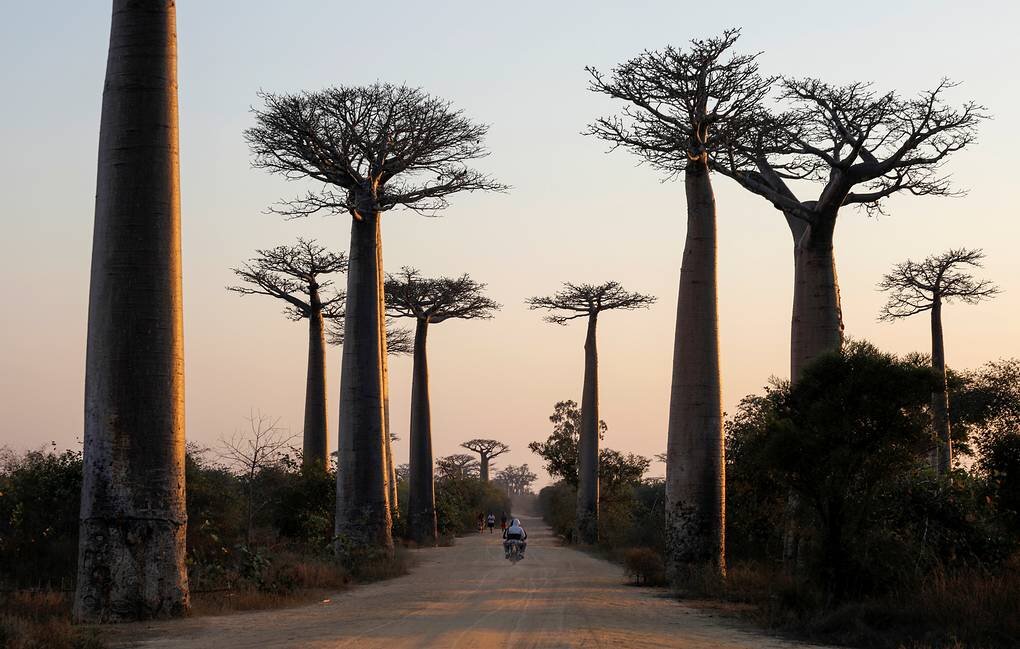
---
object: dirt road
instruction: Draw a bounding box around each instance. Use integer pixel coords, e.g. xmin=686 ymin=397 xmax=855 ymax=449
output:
xmin=114 ymin=516 xmax=829 ymax=648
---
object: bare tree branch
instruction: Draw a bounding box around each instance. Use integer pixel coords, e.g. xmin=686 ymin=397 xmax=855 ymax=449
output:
xmin=227 ymin=238 xmax=347 ymax=321
xmin=526 ymin=281 xmax=656 ymax=325
xmin=385 ymin=267 xmax=500 ymax=323
xmin=245 ymin=84 xmax=508 ymax=219
xmin=878 ymin=248 xmax=1000 ymax=321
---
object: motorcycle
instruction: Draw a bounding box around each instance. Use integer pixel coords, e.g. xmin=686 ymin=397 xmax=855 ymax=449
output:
xmin=506 ymin=540 xmax=524 ymax=564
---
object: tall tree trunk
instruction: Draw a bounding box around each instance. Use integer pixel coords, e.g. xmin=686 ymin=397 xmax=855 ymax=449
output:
xmin=782 ymin=213 xmax=843 ymax=567
xmin=931 ymin=297 xmax=952 ymax=477
xmin=576 ymin=312 xmax=600 ymax=544
xmin=336 ymin=211 xmax=393 ymax=550
xmin=479 ymin=455 xmax=490 ymax=482
xmin=379 ymin=246 xmax=397 ymax=521
xmin=408 ymin=319 xmax=438 ymax=545
xmin=302 ymin=297 xmax=328 ymax=468
xmin=665 ymin=160 xmax=725 ymax=578
xmin=790 ymin=215 xmax=843 ymax=380
xmin=75 ymin=0 xmax=188 ymax=623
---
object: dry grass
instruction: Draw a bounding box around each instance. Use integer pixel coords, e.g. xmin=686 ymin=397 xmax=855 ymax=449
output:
xmin=0 ymin=591 xmax=104 ymax=649
xmin=672 ymin=558 xmax=1020 ymax=649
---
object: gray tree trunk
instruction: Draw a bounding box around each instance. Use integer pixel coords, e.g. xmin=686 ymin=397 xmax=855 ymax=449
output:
xmin=408 ymin=319 xmax=438 ymax=545
xmin=576 ymin=313 xmax=600 ymax=544
xmin=665 ymin=160 xmax=725 ymax=578
xmin=336 ymin=210 xmax=393 ymax=549
xmin=789 ymin=215 xmax=843 ymax=380
xmin=480 ymin=455 xmax=490 ymax=482
xmin=302 ymin=292 xmax=328 ymax=468
xmin=75 ymin=0 xmax=189 ymax=623
xmin=930 ymin=298 xmax=952 ymax=477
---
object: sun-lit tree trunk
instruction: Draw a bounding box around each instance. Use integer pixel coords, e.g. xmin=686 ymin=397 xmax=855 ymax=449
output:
xmin=666 ymin=160 xmax=725 ymax=578
xmin=790 ymin=215 xmax=843 ymax=380
xmin=408 ymin=318 xmax=438 ymax=545
xmin=577 ymin=312 xmax=600 ymax=544
xmin=303 ymin=286 xmax=328 ymax=468
xmin=336 ymin=211 xmax=393 ymax=549
xmin=930 ymin=297 xmax=952 ymax=476
xmin=75 ymin=0 xmax=188 ymax=623
xmin=378 ymin=242 xmax=398 ymax=521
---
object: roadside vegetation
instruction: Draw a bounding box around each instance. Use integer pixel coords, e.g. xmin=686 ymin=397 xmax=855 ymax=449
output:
xmin=536 ymin=346 xmax=1020 ymax=649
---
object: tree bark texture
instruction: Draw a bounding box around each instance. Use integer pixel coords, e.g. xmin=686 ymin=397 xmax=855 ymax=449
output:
xmin=75 ymin=0 xmax=188 ymax=623
xmin=576 ymin=313 xmax=600 ymax=544
xmin=335 ymin=211 xmax=393 ymax=549
xmin=302 ymin=295 xmax=328 ymax=468
xmin=789 ymin=215 xmax=843 ymax=380
xmin=480 ymin=455 xmax=490 ymax=482
xmin=665 ymin=161 xmax=725 ymax=577
xmin=931 ymin=299 xmax=952 ymax=476
xmin=407 ymin=319 xmax=438 ymax=545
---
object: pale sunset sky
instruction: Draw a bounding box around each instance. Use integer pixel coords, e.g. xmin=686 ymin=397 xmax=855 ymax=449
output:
xmin=1 ymin=1 xmax=1018 ymax=484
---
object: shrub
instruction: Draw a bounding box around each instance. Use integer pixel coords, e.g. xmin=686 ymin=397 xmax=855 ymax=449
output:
xmin=623 ymin=547 xmax=666 ymax=586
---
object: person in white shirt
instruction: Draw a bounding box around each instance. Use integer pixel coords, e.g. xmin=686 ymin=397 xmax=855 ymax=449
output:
xmin=502 ymin=518 xmax=528 ymax=558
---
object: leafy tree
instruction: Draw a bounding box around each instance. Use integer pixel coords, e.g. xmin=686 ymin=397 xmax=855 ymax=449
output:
xmin=228 ymin=239 xmax=347 ymax=467
xmin=528 ymin=282 xmax=654 ymax=543
xmin=529 ymin=401 xmax=648 ymax=493
xmin=77 ymin=0 xmax=188 ymax=622
xmin=878 ymin=248 xmax=999 ymax=476
xmin=752 ymin=342 xmax=936 ymax=601
xmin=246 ymin=83 xmax=505 ymax=549
xmin=386 ymin=268 xmax=499 ymax=544
xmin=588 ymin=30 xmax=770 ymax=575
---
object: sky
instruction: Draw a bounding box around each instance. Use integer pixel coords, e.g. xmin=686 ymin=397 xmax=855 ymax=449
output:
xmin=1 ymin=1 xmax=1018 ymax=486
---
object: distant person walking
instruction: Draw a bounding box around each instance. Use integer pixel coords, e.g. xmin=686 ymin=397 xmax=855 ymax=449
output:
xmin=486 ymin=512 xmax=496 ymax=534
xmin=477 ymin=512 xmax=485 ymax=533
xmin=500 ymin=511 xmax=508 ymax=532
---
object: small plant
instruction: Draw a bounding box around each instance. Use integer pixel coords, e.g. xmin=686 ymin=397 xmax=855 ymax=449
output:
xmin=623 ymin=547 xmax=666 ymax=586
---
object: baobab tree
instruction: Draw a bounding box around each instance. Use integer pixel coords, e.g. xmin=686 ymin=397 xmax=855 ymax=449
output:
xmin=227 ymin=239 xmax=346 ymax=468
xmin=878 ymin=248 xmax=999 ymax=476
xmin=76 ymin=0 xmax=188 ymax=622
xmin=385 ymin=268 xmax=499 ymax=545
xmin=588 ymin=30 xmax=771 ymax=575
xmin=496 ymin=464 xmax=538 ymax=496
xmin=713 ymin=79 xmax=986 ymax=379
xmin=246 ymin=83 xmax=505 ymax=549
xmin=527 ymin=282 xmax=655 ymax=543
xmin=328 ymin=318 xmax=413 ymax=516
xmin=436 ymin=454 xmax=481 ymax=480
xmin=461 ymin=439 xmax=510 ymax=482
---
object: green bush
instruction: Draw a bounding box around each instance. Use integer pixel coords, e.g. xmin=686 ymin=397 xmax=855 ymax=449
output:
xmin=623 ymin=547 xmax=666 ymax=586
xmin=0 ymin=447 xmax=82 ymax=589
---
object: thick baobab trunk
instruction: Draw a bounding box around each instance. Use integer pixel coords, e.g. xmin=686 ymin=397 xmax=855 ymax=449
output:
xmin=302 ymin=297 xmax=328 ymax=468
xmin=480 ymin=455 xmax=490 ymax=482
xmin=336 ymin=211 xmax=393 ymax=550
xmin=931 ymin=298 xmax=952 ymax=477
xmin=790 ymin=215 xmax=843 ymax=380
xmin=576 ymin=313 xmax=600 ymax=544
xmin=665 ymin=160 xmax=725 ymax=578
xmin=407 ymin=319 xmax=438 ymax=545
xmin=75 ymin=0 xmax=188 ymax=623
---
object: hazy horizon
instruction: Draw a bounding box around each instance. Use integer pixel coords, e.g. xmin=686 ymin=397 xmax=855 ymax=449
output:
xmin=2 ymin=1 xmax=1018 ymax=487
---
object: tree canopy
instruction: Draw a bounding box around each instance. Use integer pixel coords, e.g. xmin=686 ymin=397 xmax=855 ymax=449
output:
xmin=245 ymin=83 xmax=507 ymax=217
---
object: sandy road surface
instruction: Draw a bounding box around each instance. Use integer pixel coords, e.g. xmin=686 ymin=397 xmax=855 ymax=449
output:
xmin=112 ymin=516 xmax=830 ymax=649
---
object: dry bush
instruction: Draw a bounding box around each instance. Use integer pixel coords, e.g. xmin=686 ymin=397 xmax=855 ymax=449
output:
xmin=0 ymin=592 xmax=104 ymax=649
xmin=622 ymin=547 xmax=666 ymax=586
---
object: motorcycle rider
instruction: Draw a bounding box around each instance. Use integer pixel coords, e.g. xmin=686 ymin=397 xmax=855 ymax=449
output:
xmin=502 ymin=517 xmax=528 ymax=559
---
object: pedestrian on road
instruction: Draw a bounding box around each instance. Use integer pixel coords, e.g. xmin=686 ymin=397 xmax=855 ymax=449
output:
xmin=486 ymin=512 xmax=496 ymax=533
xmin=500 ymin=511 xmax=507 ymax=532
